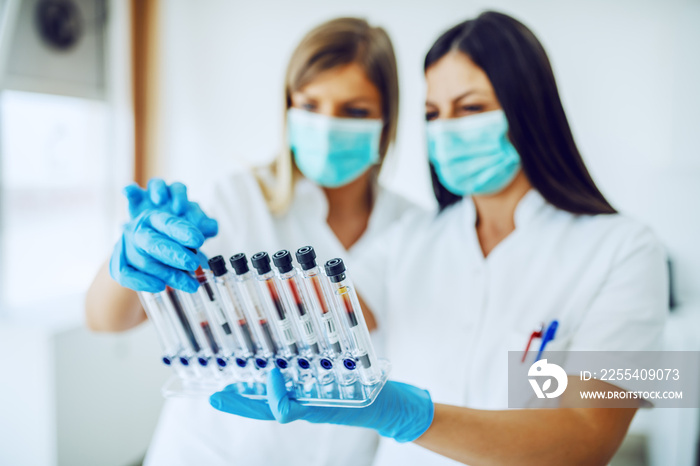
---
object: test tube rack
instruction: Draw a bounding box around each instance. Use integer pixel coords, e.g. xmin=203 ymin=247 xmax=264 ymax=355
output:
xmin=139 ymin=246 xmax=389 ymax=408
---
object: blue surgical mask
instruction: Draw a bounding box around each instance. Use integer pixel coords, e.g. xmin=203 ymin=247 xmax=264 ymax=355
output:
xmin=427 ymin=109 xmax=521 ymax=196
xmin=288 ymin=108 xmax=382 ymax=188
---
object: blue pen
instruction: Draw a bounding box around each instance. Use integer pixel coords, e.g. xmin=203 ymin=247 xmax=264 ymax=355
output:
xmin=535 ymin=320 xmax=559 ymax=361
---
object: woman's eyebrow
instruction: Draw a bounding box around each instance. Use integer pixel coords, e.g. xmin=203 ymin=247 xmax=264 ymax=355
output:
xmin=293 ymin=93 xmax=316 ymax=102
xmin=451 ymin=90 xmax=478 ymax=103
xmin=426 ymin=90 xmax=478 ymax=107
xmin=340 ymin=96 xmax=378 ymax=105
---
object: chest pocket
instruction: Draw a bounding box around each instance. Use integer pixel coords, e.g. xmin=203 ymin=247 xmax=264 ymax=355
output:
xmin=507 ymin=324 xmax=573 ymax=362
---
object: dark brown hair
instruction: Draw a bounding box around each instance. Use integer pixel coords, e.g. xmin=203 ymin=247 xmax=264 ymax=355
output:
xmin=425 ymin=11 xmax=616 ymax=215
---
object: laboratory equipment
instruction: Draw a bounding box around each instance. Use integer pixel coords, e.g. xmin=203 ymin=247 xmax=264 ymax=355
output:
xmin=160 ymin=286 xmax=200 ymax=367
xmin=295 ymin=246 xmax=345 ymax=357
xmin=272 ymin=250 xmax=323 ymax=356
xmin=228 ymin=253 xmax=279 ymax=369
xmin=206 ymin=257 xmax=257 ymax=367
xmin=140 ymin=246 xmax=389 ymax=406
xmin=273 ymin=249 xmax=339 ymax=390
xmin=192 ymin=265 xmax=253 ymax=374
xmin=138 ymin=291 xmax=188 ymax=377
xmin=294 ymin=246 xmax=357 ymax=388
xmin=250 ymin=252 xmax=301 ymax=363
xmin=324 ymin=258 xmax=383 ymax=384
xmin=252 ymin=251 xmax=317 ymax=394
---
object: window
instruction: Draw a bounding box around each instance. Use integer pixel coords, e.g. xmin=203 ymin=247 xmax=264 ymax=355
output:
xmin=1 ymin=90 xmax=112 ymax=313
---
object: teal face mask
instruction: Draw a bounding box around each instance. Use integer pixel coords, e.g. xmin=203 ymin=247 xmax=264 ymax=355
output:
xmin=288 ymin=108 xmax=382 ymax=188
xmin=427 ymin=109 xmax=521 ymax=196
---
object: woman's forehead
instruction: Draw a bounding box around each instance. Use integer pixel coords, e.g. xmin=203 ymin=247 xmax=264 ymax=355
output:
xmin=425 ymin=51 xmax=493 ymax=103
xmin=294 ymin=62 xmax=381 ymax=102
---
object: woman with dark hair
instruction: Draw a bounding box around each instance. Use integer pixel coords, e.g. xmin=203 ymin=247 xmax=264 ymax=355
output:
xmin=211 ymin=11 xmax=667 ymax=465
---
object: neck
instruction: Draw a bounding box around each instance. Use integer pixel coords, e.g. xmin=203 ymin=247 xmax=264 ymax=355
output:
xmin=472 ymin=171 xmax=531 ymax=233
xmin=323 ymin=170 xmax=374 ymax=217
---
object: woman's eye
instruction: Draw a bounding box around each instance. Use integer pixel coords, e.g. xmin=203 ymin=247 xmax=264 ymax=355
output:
xmin=460 ymin=105 xmax=483 ymax=113
xmin=345 ymin=108 xmax=370 ymax=118
xmin=301 ymin=103 xmax=316 ymax=111
xmin=425 ymin=111 xmax=438 ymax=121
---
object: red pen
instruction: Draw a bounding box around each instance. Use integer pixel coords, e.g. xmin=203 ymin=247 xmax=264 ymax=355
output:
xmin=521 ymin=323 xmax=544 ymax=363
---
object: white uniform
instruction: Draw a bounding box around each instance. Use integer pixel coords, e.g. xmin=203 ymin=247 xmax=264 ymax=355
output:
xmin=370 ymin=189 xmax=668 ymax=465
xmin=144 ymin=169 xmax=418 ymax=466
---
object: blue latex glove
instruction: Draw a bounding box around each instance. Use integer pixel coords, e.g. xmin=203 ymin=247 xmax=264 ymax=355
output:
xmin=123 ymin=178 xmax=218 ymax=239
xmin=109 ymin=208 xmax=205 ymax=293
xmin=209 ymin=368 xmax=434 ymax=443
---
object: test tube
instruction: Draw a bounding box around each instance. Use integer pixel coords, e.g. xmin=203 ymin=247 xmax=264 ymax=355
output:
xmin=207 ymin=256 xmax=257 ymax=363
xmin=251 ymin=252 xmax=301 ymax=364
xmin=138 ymin=291 xmax=186 ymax=373
xmin=229 ymin=253 xmax=280 ymax=370
xmin=295 ymin=246 xmax=345 ymax=357
xmin=175 ymin=282 xmax=222 ymax=371
xmin=296 ymin=247 xmax=357 ymax=388
xmin=252 ymin=252 xmax=315 ymax=396
xmin=159 ymin=286 xmax=201 ymax=368
xmin=193 ymin=266 xmax=250 ymax=371
xmin=324 ymin=258 xmax=382 ymax=384
xmin=272 ymin=250 xmax=323 ymax=356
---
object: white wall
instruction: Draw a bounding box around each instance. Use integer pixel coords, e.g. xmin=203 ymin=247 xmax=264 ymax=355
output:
xmin=0 ymin=308 xmax=169 ymax=466
xmin=157 ymin=0 xmax=700 ymax=305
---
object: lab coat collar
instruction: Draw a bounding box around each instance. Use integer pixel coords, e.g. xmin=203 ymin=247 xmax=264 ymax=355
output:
xmin=459 ymin=188 xmax=549 ymax=264
xmin=292 ymin=175 xmax=383 ymax=224
xmin=462 ymin=188 xmax=548 ymax=230
xmin=291 ymin=175 xmax=388 ymax=254
xmin=513 ymin=189 xmax=548 ymax=228
xmin=293 ymin=177 xmax=329 ymax=220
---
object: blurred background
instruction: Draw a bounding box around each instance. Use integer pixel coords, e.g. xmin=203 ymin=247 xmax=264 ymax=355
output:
xmin=0 ymin=0 xmax=697 ymax=465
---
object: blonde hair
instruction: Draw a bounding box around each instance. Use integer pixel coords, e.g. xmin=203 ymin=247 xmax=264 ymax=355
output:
xmin=256 ymin=17 xmax=399 ymax=215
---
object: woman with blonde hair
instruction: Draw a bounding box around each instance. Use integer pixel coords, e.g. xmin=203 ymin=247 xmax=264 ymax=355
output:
xmin=86 ymin=17 xmax=418 ymax=466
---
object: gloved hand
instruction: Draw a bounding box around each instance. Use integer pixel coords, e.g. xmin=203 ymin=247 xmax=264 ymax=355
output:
xmin=124 ymin=178 xmax=218 ymax=239
xmin=109 ymin=208 xmax=205 ymax=293
xmin=209 ymin=368 xmax=434 ymax=443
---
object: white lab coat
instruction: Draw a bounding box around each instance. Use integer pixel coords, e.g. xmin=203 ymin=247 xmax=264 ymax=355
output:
xmin=368 ymin=189 xmax=668 ymax=465
xmin=144 ymin=169 xmax=419 ymax=466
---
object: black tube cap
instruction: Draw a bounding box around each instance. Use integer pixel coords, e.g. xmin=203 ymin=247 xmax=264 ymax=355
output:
xmin=324 ymin=258 xmax=346 ymax=283
xmin=229 ymin=253 xmax=249 ymax=275
xmin=251 ymin=251 xmax=272 ymax=275
xmin=208 ymin=255 xmax=227 ymax=277
xmin=272 ymin=250 xmax=293 ymax=274
xmin=295 ymin=246 xmax=317 ymax=271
